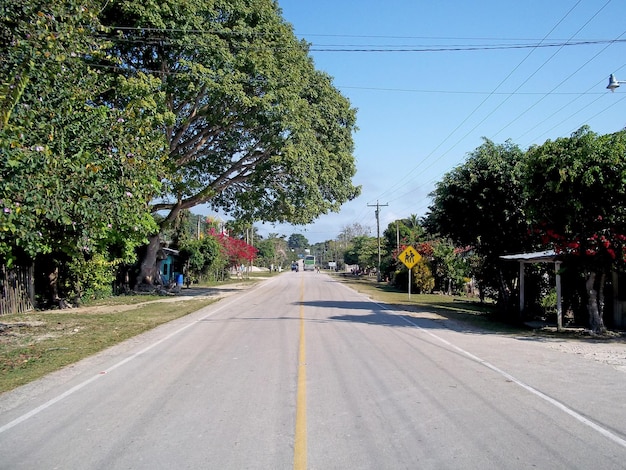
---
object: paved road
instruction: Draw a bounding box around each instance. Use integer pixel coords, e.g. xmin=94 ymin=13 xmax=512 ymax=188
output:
xmin=1 ymin=272 xmax=626 ymax=469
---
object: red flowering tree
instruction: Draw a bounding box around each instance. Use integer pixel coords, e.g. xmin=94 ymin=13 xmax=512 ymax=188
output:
xmin=416 ymin=241 xmax=435 ymax=259
xmin=208 ymin=229 xmax=258 ymax=269
xmin=524 ymin=127 xmax=626 ymax=334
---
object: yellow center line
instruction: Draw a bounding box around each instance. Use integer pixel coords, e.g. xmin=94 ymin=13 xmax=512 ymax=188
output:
xmin=294 ymin=275 xmax=307 ymax=470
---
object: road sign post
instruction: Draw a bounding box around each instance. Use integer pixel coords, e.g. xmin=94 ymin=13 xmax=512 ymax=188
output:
xmin=398 ymin=246 xmax=421 ymax=300
xmin=408 ymin=267 xmax=411 ymax=300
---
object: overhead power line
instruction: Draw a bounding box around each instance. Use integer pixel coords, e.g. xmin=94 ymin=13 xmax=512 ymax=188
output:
xmin=308 ymin=39 xmax=626 ymax=53
xmin=107 ymin=26 xmax=623 ymax=44
xmin=100 ymin=30 xmax=626 ymax=53
xmin=490 ymin=1 xmax=618 ymax=140
xmin=366 ymin=0 xmax=586 ymax=204
xmin=339 ymin=86 xmax=608 ymax=95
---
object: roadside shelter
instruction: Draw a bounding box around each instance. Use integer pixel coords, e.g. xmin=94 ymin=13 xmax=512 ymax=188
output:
xmin=500 ymin=250 xmax=563 ymax=330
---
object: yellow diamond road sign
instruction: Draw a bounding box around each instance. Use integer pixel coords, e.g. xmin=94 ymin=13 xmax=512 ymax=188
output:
xmin=398 ymin=246 xmax=421 ymax=269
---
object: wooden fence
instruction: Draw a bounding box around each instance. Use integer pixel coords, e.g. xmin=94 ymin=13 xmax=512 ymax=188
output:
xmin=1 ymin=264 xmax=35 ymax=315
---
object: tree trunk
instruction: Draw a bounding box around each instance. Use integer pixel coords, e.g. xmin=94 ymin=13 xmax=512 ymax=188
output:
xmin=598 ymin=271 xmax=606 ymax=324
xmin=35 ymin=255 xmax=70 ymax=309
xmin=586 ymin=271 xmax=607 ymax=335
xmin=48 ymin=265 xmax=59 ymax=305
xmin=135 ymin=202 xmax=184 ymax=287
xmin=46 ymin=264 xmax=71 ymax=309
xmin=136 ymin=234 xmax=161 ymax=286
xmin=498 ymin=269 xmax=513 ymax=319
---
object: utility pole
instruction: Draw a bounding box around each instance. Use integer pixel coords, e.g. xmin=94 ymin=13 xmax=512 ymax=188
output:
xmin=368 ymin=200 xmax=388 ymax=281
xmin=396 ymin=221 xmax=400 ymax=255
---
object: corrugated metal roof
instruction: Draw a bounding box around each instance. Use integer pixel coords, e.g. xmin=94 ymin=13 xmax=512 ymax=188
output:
xmin=500 ymin=250 xmax=559 ymax=262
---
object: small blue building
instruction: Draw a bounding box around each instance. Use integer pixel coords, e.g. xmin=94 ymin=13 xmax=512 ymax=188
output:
xmin=158 ymin=247 xmax=181 ymax=286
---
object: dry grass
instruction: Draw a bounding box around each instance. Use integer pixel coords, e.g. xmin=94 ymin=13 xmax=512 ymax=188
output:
xmin=0 ymin=297 xmax=217 ymax=393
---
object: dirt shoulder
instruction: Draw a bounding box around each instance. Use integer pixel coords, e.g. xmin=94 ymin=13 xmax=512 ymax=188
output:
xmin=0 ymin=281 xmax=263 ymax=395
xmin=44 ymin=283 xmax=255 ymax=316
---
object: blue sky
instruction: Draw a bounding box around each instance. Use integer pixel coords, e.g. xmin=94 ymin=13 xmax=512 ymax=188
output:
xmin=243 ymin=1 xmax=626 ymax=243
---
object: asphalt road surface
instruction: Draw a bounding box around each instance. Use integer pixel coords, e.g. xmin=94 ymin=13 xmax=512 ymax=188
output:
xmin=1 ymin=272 xmax=626 ymax=469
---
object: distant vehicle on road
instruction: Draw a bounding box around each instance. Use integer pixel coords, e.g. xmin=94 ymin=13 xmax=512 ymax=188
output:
xmin=303 ymin=255 xmax=315 ymax=271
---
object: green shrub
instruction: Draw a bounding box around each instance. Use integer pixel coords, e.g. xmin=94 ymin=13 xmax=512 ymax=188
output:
xmin=64 ymin=253 xmax=115 ymax=303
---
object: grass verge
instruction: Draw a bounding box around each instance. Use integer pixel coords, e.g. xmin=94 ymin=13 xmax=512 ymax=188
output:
xmin=334 ymin=274 xmax=523 ymax=334
xmin=336 ymin=274 xmax=626 ymax=341
xmin=0 ymin=297 xmax=218 ymax=394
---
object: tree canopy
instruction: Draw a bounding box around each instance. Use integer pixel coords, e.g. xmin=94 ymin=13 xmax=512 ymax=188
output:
xmin=524 ymin=127 xmax=626 ymax=333
xmin=0 ymin=0 xmax=167 ymax=302
xmin=344 ymin=235 xmax=378 ymax=269
xmin=424 ymin=128 xmax=626 ymax=331
xmin=100 ymin=0 xmax=360 ymax=227
xmin=287 ymin=233 xmax=309 ymax=252
xmin=524 ymin=127 xmax=626 ymax=267
xmin=1 ymin=0 xmax=360 ymax=296
xmin=425 ymin=138 xmax=533 ymax=301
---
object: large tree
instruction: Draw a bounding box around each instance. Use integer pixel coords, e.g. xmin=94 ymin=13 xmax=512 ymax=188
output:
xmin=339 ymin=223 xmax=371 ymax=242
xmin=344 ymin=235 xmax=379 ymax=270
xmin=0 ymin=0 xmax=166 ymax=303
xmin=524 ymin=127 xmax=626 ymax=334
xmin=425 ymin=138 xmax=534 ymax=309
xmin=287 ymin=233 xmax=309 ymax=252
xmin=99 ymin=0 xmax=360 ymax=284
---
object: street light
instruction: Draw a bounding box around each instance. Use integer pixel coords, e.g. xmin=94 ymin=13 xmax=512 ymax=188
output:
xmin=607 ymin=74 xmax=624 ymax=92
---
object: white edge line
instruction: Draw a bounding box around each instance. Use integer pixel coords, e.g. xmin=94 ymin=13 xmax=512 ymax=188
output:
xmin=0 ymin=278 xmax=275 ymax=434
xmin=398 ymin=313 xmax=626 ymax=450
xmin=336 ymin=280 xmax=626 ymax=450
